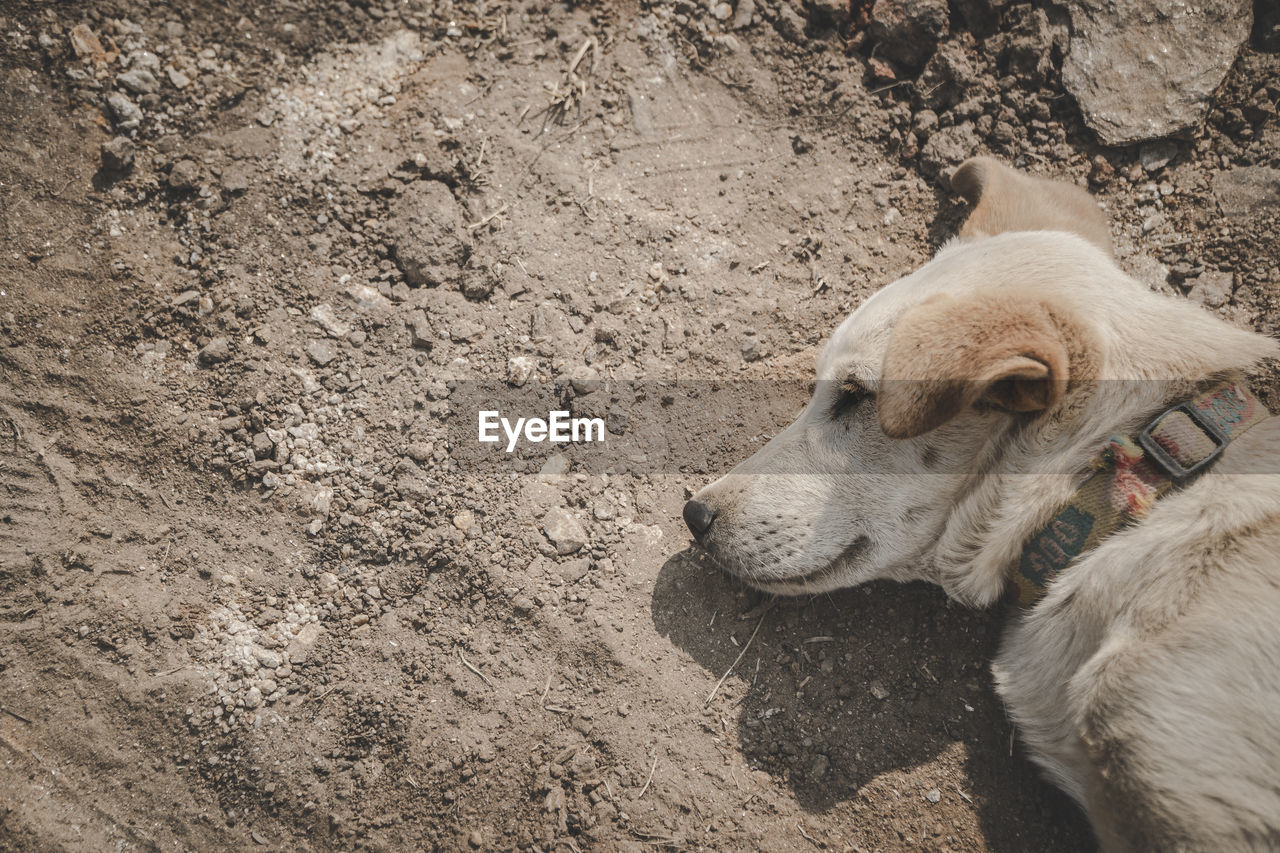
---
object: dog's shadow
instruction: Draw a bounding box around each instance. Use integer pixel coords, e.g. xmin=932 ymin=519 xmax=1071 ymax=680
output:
xmin=651 ymin=548 xmax=1093 ymax=850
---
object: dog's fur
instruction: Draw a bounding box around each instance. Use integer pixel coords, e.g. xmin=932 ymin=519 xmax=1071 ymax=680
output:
xmin=687 ymin=157 xmax=1280 ymax=850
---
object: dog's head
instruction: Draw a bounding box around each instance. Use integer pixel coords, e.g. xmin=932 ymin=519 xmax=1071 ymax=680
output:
xmin=684 ymin=157 xmax=1276 ymax=601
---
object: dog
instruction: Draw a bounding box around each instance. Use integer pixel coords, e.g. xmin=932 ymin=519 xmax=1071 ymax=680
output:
xmin=683 ymin=157 xmax=1280 ymax=851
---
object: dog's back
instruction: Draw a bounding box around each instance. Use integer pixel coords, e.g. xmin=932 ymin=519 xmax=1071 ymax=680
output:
xmin=998 ymin=416 xmax=1280 ymax=851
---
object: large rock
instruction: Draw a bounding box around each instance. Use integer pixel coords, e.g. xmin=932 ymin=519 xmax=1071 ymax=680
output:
xmin=387 ymin=181 xmax=470 ymax=287
xmin=867 ymin=0 xmax=949 ymax=71
xmin=1061 ymin=0 xmax=1252 ymax=146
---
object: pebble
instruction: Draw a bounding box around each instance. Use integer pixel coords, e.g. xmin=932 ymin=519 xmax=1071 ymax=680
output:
xmin=100 ymin=136 xmax=136 ymax=172
xmin=1139 ymin=140 xmax=1178 ymax=172
xmin=543 ymin=507 xmax=587 ymax=555
xmin=925 ymin=788 xmax=941 ymax=803
xmin=569 ymin=365 xmax=601 ymax=395
xmin=452 ymin=511 xmax=474 ymax=532
xmin=105 ymin=91 xmax=143 ymax=130
xmin=68 ymin=24 xmax=103 ymax=59
xmin=127 ymin=50 xmax=160 ymax=73
xmin=198 ymin=337 xmax=230 ymax=365
xmin=168 ymin=159 xmax=200 ymax=190
xmin=407 ymin=311 xmax=433 ymax=349
xmin=255 ymin=648 xmax=282 ymax=669
xmin=1186 ymin=271 xmax=1234 ymax=308
xmin=287 ymin=623 xmax=324 ymax=664
xmin=309 ymin=303 xmax=350 ymax=338
xmin=870 ymin=681 xmax=890 ymax=700
xmin=116 ymin=68 xmax=159 ymax=95
xmin=539 ymin=453 xmax=569 ymax=478
xmin=508 ymin=355 xmax=535 ymax=387
xmin=306 ymin=339 xmax=338 ymax=367
xmin=449 ymin=318 xmax=485 ymax=343
xmin=166 ymin=66 xmax=191 ymax=89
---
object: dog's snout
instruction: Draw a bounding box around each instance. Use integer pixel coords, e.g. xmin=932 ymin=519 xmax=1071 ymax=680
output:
xmin=683 ymin=499 xmax=717 ymax=541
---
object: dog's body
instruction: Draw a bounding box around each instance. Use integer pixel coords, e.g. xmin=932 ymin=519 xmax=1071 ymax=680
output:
xmin=684 ymin=158 xmax=1280 ymax=850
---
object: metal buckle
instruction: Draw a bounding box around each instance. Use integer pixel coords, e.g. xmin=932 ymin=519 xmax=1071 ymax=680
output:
xmin=1137 ymin=401 xmax=1229 ymax=481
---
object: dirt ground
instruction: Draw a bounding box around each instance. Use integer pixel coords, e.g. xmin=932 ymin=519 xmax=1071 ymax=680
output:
xmin=1 ymin=0 xmax=1277 ymax=850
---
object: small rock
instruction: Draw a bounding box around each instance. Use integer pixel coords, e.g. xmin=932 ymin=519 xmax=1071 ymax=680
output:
xmin=543 ymin=507 xmax=587 ymax=555
xmin=387 ymin=181 xmax=470 ymax=287
xmin=732 ymin=0 xmax=756 ymax=28
xmin=100 ymin=136 xmax=136 ymax=172
xmin=69 ymin=24 xmax=104 ymax=59
xmin=287 ymin=623 xmax=324 ymax=665
xmin=868 ymin=0 xmax=950 ymax=70
xmin=993 ymin=6 xmax=1063 ymax=86
xmin=914 ymin=39 xmax=974 ymax=111
xmin=569 ymin=365 xmax=601 ymax=394
xmin=127 ymin=50 xmax=161 ymax=73
xmin=251 ymin=432 xmax=274 ymax=458
xmin=508 ymin=355 xmax=535 ymax=387
xmin=450 ymin=318 xmax=485 ymax=343
xmin=405 ymin=442 xmax=433 ymax=463
xmin=166 ymin=66 xmax=191 ymax=89
xmin=105 ymin=91 xmax=143 ymax=130
xmin=168 ymin=159 xmax=200 ymax=190
xmin=556 ymin=558 xmax=590 ymax=584
xmin=244 ymin=687 xmax=263 ymax=709
xmin=925 ymin=788 xmax=941 ymax=803
xmin=919 ymin=122 xmax=980 ymax=179
xmin=306 ymin=339 xmax=338 ymax=366
xmin=539 ymin=453 xmax=570 ymax=478
xmin=255 ymin=648 xmax=282 ymax=669
xmin=318 ymin=572 xmax=340 ymax=595
xmin=221 ymin=164 xmax=252 ymax=195
xmin=773 ymin=3 xmax=808 ymax=42
xmin=1139 ymin=140 xmax=1178 ymax=173
xmin=116 ymin=68 xmax=159 ymax=95
xmin=1186 ymin=271 xmax=1234 ymax=309
xmin=740 ymin=337 xmax=769 ymax=363
xmin=309 ymin=303 xmax=350 ymax=338
xmin=453 ymin=511 xmax=474 ymax=532
xmin=1212 ymin=166 xmax=1280 ymax=220
xmin=198 ymin=337 xmax=230 ymax=365
xmin=407 ymin=310 xmax=433 ymax=350
xmin=460 ymin=267 xmax=496 ymax=300
xmin=870 ymin=681 xmax=890 ymax=700
xmin=468 ymin=830 xmax=484 ymax=849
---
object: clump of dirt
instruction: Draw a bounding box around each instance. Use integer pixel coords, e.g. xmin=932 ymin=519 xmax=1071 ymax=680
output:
xmin=1 ymin=0 xmax=1277 ymax=850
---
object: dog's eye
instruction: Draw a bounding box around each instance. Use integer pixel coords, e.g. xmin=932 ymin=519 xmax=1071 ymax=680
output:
xmin=828 ymin=381 xmax=869 ymax=420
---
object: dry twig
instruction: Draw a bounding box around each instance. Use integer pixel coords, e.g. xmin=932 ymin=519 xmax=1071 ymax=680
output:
xmin=458 ymin=649 xmax=495 ymax=688
xmin=704 ymin=607 xmax=770 ymax=707
xmin=637 ymin=753 xmax=658 ymax=799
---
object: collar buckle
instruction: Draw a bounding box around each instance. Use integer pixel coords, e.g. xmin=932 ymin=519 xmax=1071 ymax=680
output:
xmin=1137 ymin=401 xmax=1229 ymax=481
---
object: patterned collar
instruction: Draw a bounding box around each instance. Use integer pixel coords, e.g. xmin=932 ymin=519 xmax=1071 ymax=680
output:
xmin=1010 ymin=380 xmax=1271 ymax=606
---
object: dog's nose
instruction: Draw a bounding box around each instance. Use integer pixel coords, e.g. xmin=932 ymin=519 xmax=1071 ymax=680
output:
xmin=683 ymin=499 xmax=717 ymax=540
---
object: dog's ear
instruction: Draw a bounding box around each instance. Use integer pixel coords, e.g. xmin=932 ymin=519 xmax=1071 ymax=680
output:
xmin=878 ymin=289 xmax=1075 ymax=439
xmin=951 ymin=156 xmax=1113 ymax=256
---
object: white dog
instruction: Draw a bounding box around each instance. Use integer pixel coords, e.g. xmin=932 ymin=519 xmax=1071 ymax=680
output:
xmin=684 ymin=157 xmax=1280 ymax=851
